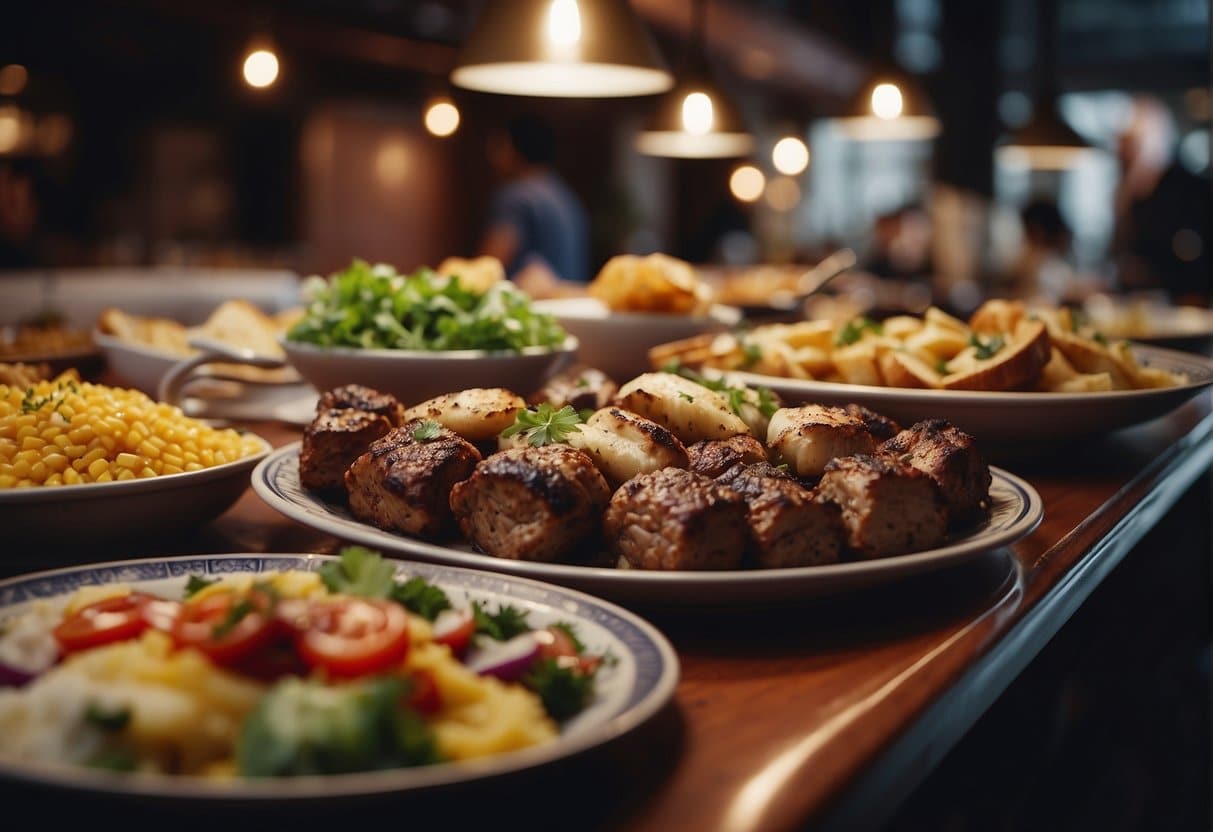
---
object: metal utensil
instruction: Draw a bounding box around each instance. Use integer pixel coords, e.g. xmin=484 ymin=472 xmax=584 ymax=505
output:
xmin=795 ymin=247 xmax=857 ymax=298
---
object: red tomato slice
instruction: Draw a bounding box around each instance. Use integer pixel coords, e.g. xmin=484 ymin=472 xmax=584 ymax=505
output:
xmin=53 ymin=592 xmax=158 ymax=654
xmin=171 ymin=589 xmax=276 ymax=666
xmin=536 ymin=626 xmax=600 ymax=674
xmin=406 ymin=668 xmax=442 ymax=715
xmin=295 ymin=598 xmax=410 ymax=678
xmin=431 ymin=610 xmax=475 ymax=656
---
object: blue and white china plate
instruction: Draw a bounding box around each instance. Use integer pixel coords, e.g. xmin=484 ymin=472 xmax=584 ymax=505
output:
xmin=725 ymin=345 xmax=1213 ymax=442
xmin=254 ymin=445 xmax=1043 ymax=606
xmin=0 ymin=553 xmax=678 ymax=799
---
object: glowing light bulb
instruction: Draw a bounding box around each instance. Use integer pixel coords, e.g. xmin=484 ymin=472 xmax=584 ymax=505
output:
xmin=729 ymin=165 xmax=765 ymax=203
xmin=424 ymin=99 xmax=460 ymax=137
xmin=871 ymin=83 xmax=904 ymax=120
xmin=242 ymin=49 xmax=279 ymax=89
xmin=682 ymin=92 xmax=714 ymax=135
xmin=547 ymin=0 xmax=582 ymax=47
xmin=772 ymin=137 xmax=809 ymax=175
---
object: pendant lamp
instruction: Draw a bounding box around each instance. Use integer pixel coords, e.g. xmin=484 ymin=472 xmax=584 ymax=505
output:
xmin=833 ymin=72 xmax=940 ymax=142
xmin=450 ymin=0 xmax=673 ymax=98
xmin=634 ymin=0 xmax=753 ymax=158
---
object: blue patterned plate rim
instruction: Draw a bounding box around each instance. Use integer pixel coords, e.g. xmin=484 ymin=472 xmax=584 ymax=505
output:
xmin=0 ymin=552 xmax=679 ymax=799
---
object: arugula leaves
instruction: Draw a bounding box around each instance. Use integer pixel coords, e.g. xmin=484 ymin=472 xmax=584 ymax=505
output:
xmin=549 ymin=621 xmax=586 ymax=653
xmin=499 ymin=403 xmax=584 ymax=447
xmin=183 ymin=575 xmax=218 ymax=599
xmin=471 ymin=602 xmax=531 ymax=641
xmin=319 ymin=546 xmax=450 ymax=621
xmin=286 ymin=259 xmax=566 ymax=352
xmin=523 ymin=659 xmax=596 ymax=722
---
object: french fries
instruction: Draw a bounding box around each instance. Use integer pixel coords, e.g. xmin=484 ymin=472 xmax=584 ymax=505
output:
xmin=651 ymin=300 xmax=1187 ymax=394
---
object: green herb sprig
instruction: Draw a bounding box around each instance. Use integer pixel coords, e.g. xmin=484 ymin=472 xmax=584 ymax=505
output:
xmin=499 ymin=403 xmax=584 ymax=447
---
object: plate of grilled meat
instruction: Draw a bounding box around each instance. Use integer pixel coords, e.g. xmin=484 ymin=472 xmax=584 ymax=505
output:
xmin=252 ymin=368 xmax=1042 ymax=606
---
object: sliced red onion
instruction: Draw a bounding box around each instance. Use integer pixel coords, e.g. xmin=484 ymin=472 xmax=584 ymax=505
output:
xmin=0 ymin=661 xmax=37 ymax=688
xmin=464 ymin=633 xmax=541 ymax=682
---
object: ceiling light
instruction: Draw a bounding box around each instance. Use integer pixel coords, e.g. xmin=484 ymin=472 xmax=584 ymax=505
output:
xmin=450 ymin=0 xmax=672 ymax=98
xmin=729 ymin=165 xmax=765 ymax=202
xmin=424 ymin=97 xmax=461 ymax=137
xmin=771 ymin=136 xmax=809 ymax=176
xmin=834 ymin=75 xmax=940 ymax=142
xmin=635 ymin=0 xmax=753 ymax=158
xmin=242 ymin=47 xmax=280 ymax=89
xmin=996 ymin=100 xmax=1094 ymax=170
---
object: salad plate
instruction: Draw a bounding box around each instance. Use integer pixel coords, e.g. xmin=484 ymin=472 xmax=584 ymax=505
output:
xmin=253 ymin=443 xmax=1043 ymax=606
xmin=723 ymin=345 xmax=1213 ymax=442
xmin=0 ymin=553 xmax=678 ymax=799
xmin=1 ymin=435 xmax=272 ymax=546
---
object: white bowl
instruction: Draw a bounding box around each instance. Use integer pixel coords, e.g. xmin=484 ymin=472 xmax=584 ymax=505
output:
xmin=280 ymin=336 xmax=579 ymax=404
xmin=531 ymin=297 xmax=741 ymax=382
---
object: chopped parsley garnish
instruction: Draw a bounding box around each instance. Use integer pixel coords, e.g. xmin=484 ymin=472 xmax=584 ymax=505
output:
xmin=935 ymin=357 xmax=950 ymax=375
xmin=661 ymin=360 xmax=777 ymax=419
xmin=20 ymin=379 xmax=78 ymax=414
xmin=499 ymin=403 xmax=584 ymax=447
xmin=741 ymin=341 xmax=763 ymax=368
xmin=835 ymin=316 xmax=882 ymax=346
xmin=183 ymin=575 xmax=218 ymax=599
xmin=213 ymin=599 xmax=255 ymax=639
xmin=412 ymin=420 xmax=443 ymax=442
xmin=391 ymin=577 xmax=451 ymax=621
xmin=87 ymin=749 xmax=137 ymax=772
xmin=471 ymin=602 xmax=531 ymax=641
xmin=969 ymin=332 xmax=1006 ymax=360
xmin=319 ymin=546 xmax=451 ymax=620
xmin=85 ymin=703 xmax=131 ymax=732
xmin=575 ymin=376 xmax=590 ymax=388
xmin=523 ymin=659 xmax=596 ymax=722
xmin=679 ymin=392 xmax=695 ymax=403
xmin=756 ymin=386 xmax=779 ymax=419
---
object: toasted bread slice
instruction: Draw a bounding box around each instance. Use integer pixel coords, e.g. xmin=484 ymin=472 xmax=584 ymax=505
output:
xmin=190 ymin=299 xmax=286 ymax=359
xmin=941 ymin=319 xmax=1051 ymax=391
xmin=878 ymin=349 xmax=944 ymax=389
xmin=97 ymin=308 xmax=193 ymax=356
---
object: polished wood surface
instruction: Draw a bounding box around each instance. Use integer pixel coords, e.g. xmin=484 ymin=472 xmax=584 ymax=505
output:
xmin=8 ymin=390 xmax=1213 ymax=831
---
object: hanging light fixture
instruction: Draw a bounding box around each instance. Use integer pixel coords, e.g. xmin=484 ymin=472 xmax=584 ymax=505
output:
xmin=634 ymin=0 xmax=753 ymax=158
xmin=241 ymin=37 xmax=281 ymax=90
xmin=833 ymin=72 xmax=940 ymax=141
xmin=450 ymin=0 xmax=672 ymax=98
xmin=995 ymin=0 xmax=1093 ymax=169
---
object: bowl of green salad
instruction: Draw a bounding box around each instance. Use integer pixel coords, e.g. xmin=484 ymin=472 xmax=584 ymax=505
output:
xmin=282 ymin=260 xmax=577 ymax=404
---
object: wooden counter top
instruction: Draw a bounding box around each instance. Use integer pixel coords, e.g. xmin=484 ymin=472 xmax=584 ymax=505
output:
xmin=7 ymin=391 xmax=1213 ymax=831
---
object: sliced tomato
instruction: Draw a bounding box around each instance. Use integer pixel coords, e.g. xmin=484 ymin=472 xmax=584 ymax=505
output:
xmin=431 ymin=610 xmax=475 ymax=656
xmin=295 ymin=598 xmax=410 ymax=678
xmin=171 ymin=588 xmax=277 ymax=666
xmin=405 ymin=668 xmax=442 ymax=715
xmin=53 ymin=592 xmax=159 ymax=654
xmin=536 ymin=626 xmax=600 ymax=674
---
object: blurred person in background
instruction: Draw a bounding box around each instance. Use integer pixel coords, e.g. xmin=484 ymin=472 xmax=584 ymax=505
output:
xmin=0 ymin=160 xmax=39 ymax=269
xmin=1007 ymin=198 xmax=1075 ymax=302
xmin=862 ymin=204 xmax=934 ymax=284
xmin=1111 ymin=96 xmax=1211 ymax=306
xmin=478 ymin=113 xmax=591 ymax=293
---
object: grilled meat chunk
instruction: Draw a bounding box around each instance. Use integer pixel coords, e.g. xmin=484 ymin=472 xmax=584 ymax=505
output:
xmin=344 ymin=420 xmax=482 ymax=539
xmin=604 ymin=468 xmax=748 ymax=570
xmin=843 ymin=403 xmax=902 ymax=442
xmin=299 ymin=408 xmax=394 ymax=495
xmin=716 ymin=462 xmax=843 ymax=568
xmin=528 ymin=366 xmax=619 ymax=412
xmin=316 ymin=384 xmax=405 ymax=425
xmin=767 ymin=405 xmax=878 ymax=478
xmin=815 ymin=455 xmax=946 ymax=559
xmin=687 ymin=434 xmax=768 ymax=479
xmin=403 ymin=388 xmax=525 ymax=441
xmin=878 ymin=419 xmax=991 ymax=522
xmin=449 ymin=445 xmax=611 ymax=562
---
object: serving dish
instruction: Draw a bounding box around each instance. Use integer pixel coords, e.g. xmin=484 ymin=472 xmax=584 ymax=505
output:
xmin=253 ymin=443 xmax=1042 ymax=606
xmin=532 ymin=297 xmax=741 ymax=382
xmin=281 ymin=336 xmax=580 ymax=404
xmin=0 ymin=553 xmax=677 ymax=799
xmin=1 ymin=434 xmax=271 ymax=546
xmin=721 ymin=344 xmax=1213 ymax=442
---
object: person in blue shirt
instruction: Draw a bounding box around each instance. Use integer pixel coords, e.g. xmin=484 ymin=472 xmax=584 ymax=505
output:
xmin=479 ymin=113 xmax=591 ymax=285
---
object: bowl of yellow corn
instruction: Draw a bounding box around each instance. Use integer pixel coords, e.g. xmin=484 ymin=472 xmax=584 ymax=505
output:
xmin=0 ymin=371 xmax=270 ymax=546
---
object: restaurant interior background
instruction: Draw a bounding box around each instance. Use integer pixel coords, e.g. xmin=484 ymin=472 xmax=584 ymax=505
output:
xmin=1 ymin=0 xmax=1211 ymax=828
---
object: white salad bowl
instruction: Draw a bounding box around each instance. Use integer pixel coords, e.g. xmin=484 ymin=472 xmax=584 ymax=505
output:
xmin=531 ymin=297 xmax=741 ymax=382
xmin=281 ymin=336 xmax=580 ymax=404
